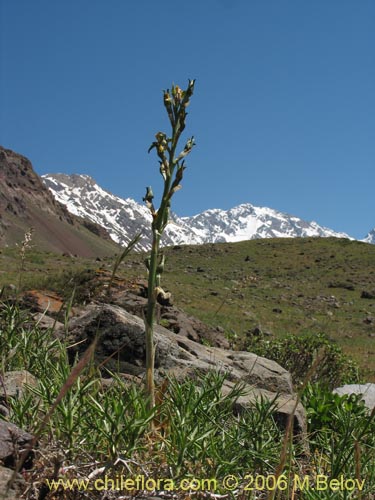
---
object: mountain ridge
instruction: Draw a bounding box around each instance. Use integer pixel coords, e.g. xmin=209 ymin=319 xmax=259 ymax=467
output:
xmin=363 ymin=229 xmax=375 ymax=245
xmin=42 ymin=172 xmax=355 ymax=250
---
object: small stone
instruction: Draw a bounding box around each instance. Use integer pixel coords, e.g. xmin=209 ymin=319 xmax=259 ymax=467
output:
xmin=0 ymin=371 xmax=38 ymax=402
xmin=0 ymin=405 xmax=9 ymax=418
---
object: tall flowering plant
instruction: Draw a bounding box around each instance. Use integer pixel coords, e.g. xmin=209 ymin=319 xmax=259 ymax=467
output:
xmin=144 ymin=80 xmax=195 ymax=408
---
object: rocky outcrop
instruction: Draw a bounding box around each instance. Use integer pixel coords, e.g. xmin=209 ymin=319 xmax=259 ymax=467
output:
xmin=110 ymin=280 xmax=230 ymax=349
xmin=0 ymin=371 xmax=37 ymax=499
xmin=21 ymin=290 xmax=65 ymax=316
xmin=60 ymin=303 xmax=306 ymax=434
xmin=0 ymin=147 xmax=59 ymax=218
xmin=0 ymin=146 xmax=115 ymax=256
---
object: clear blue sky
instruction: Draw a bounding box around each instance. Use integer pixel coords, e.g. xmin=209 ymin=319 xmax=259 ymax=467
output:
xmin=1 ymin=0 xmax=374 ymax=239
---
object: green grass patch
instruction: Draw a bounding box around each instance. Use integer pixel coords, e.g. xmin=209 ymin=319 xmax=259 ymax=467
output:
xmin=1 ymin=237 xmax=375 ymax=377
xmin=1 ymin=302 xmax=375 ymax=499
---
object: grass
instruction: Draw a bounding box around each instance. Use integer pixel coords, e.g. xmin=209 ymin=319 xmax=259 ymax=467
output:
xmin=160 ymin=237 xmax=375 ymax=380
xmin=1 ymin=236 xmax=375 ymax=378
xmin=0 ymin=247 xmax=98 ymax=292
xmin=1 ymin=302 xmax=375 ymax=499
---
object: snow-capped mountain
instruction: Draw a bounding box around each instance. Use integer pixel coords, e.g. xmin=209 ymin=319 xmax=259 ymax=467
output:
xmin=363 ymin=228 xmax=375 ymax=244
xmin=181 ymin=205 xmax=350 ymax=242
xmin=42 ymin=174 xmax=202 ymax=251
xmin=42 ymin=173 xmax=352 ymax=250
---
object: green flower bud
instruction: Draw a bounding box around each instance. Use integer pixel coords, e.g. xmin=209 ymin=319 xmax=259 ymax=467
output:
xmin=143 ymin=186 xmax=154 ymax=203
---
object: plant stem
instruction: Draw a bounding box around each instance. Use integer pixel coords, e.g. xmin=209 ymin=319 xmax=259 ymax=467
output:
xmin=145 ymin=230 xmax=160 ymax=409
xmin=144 ymin=80 xmax=195 ymax=412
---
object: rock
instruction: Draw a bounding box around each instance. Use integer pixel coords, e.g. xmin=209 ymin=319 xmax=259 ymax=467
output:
xmin=0 ymin=420 xmax=34 ymax=468
xmin=113 ymin=291 xmax=152 ymax=318
xmin=62 ymin=304 xmax=306 ymax=434
xmin=361 ymin=290 xmax=375 ymax=300
xmin=328 ymin=281 xmax=355 ymax=291
xmin=251 ymin=326 xmax=262 ymax=336
xmin=161 ymin=311 xmax=200 ymax=342
xmin=160 ymin=309 xmax=229 ymax=348
xmin=182 ymin=313 xmax=229 ymax=347
xmin=0 ymin=465 xmax=25 ymax=500
xmin=0 ymin=371 xmax=38 ymax=402
xmin=333 ymin=383 xmax=375 ymax=411
xmin=21 ymin=289 xmax=64 ymax=315
xmin=227 ymin=382 xmax=306 ymax=434
xmin=0 ymin=406 xmax=9 ymax=418
xmin=32 ymin=312 xmax=63 ymax=330
xmin=111 ymin=288 xmax=229 ymax=348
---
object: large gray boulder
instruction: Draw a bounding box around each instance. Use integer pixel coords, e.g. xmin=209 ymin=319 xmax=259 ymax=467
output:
xmin=62 ymin=304 xmax=306 ymax=434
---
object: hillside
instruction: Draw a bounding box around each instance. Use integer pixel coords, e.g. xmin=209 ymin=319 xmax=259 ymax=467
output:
xmin=157 ymin=238 xmax=375 ymax=378
xmin=1 ymin=146 xmax=373 ymax=376
xmin=0 ymin=147 xmax=117 ymax=257
xmin=1 ymin=236 xmax=375 ymax=379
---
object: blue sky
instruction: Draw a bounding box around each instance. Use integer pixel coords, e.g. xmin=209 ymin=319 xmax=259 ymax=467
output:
xmin=1 ymin=0 xmax=374 ymax=239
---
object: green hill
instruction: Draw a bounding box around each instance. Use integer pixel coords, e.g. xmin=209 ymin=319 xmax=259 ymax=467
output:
xmin=138 ymin=237 xmax=375 ymax=380
xmin=1 ymin=236 xmax=375 ymax=379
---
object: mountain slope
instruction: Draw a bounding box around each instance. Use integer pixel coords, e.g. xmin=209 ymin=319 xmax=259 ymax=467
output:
xmin=0 ymin=147 xmax=116 ymax=257
xmin=1 ymin=236 xmax=373 ymax=377
xmin=42 ymin=173 xmax=352 ymax=249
